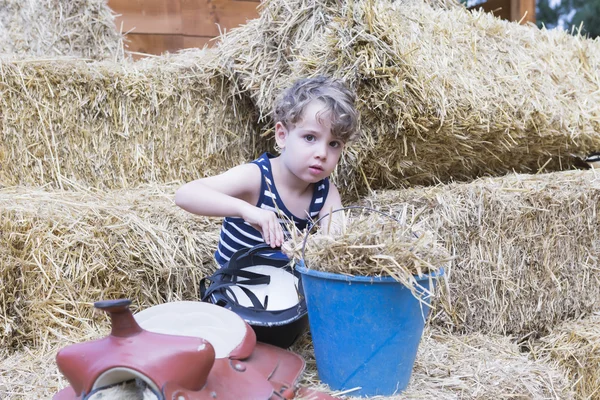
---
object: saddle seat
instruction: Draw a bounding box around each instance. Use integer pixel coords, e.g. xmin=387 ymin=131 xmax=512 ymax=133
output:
xmin=53 ymin=300 xmax=336 ymax=400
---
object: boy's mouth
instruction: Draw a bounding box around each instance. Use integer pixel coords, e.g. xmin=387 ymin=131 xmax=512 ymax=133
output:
xmin=309 ymin=165 xmax=323 ymax=174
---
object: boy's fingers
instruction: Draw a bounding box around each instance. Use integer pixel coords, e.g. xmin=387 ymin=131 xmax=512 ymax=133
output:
xmin=273 ymin=222 xmax=280 ymax=248
xmin=266 ymin=220 xmax=274 ymax=248
xmin=277 ymin=226 xmax=284 ymax=247
xmin=273 ymin=222 xmax=279 ymax=248
xmin=270 ymin=217 xmax=279 ymax=248
xmin=271 ymin=223 xmax=278 ymax=247
xmin=263 ymin=224 xmax=271 ymax=246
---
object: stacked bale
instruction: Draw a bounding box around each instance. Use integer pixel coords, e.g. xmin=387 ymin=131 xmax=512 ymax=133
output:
xmin=0 ymin=185 xmax=222 ymax=349
xmin=1 ymin=328 xmax=573 ymax=400
xmin=217 ymin=0 xmax=600 ymax=197
xmin=0 ymin=0 xmax=123 ymax=60
xmin=363 ymin=169 xmax=600 ymax=336
xmin=0 ymin=50 xmax=260 ymax=189
xmin=0 ymin=346 xmax=71 ymax=400
xmin=0 ymin=0 xmax=599 ymax=398
xmin=0 ymin=234 xmax=20 ymax=344
xmin=295 ymin=328 xmax=573 ymax=399
xmin=383 ymin=330 xmax=572 ymax=399
xmin=403 ymin=331 xmax=572 ymax=399
xmin=534 ymin=315 xmax=600 ymax=399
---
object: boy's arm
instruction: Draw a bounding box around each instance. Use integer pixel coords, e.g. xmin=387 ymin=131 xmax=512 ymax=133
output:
xmin=318 ymin=183 xmax=344 ymax=234
xmin=174 ymin=163 xmax=284 ymax=247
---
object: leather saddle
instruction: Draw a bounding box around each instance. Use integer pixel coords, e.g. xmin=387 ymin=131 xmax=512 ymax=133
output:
xmin=53 ymin=299 xmax=336 ymax=400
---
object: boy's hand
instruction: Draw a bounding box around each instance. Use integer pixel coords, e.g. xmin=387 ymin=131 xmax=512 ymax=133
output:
xmin=242 ymin=206 xmax=284 ymax=248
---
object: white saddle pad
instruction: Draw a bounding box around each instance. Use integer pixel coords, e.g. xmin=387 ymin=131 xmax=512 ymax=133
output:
xmin=134 ymin=301 xmax=247 ymax=359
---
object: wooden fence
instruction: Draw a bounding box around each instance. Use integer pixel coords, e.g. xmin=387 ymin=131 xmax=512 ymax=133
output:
xmin=108 ymin=0 xmax=261 ymax=56
xmin=108 ymin=0 xmax=535 ymax=57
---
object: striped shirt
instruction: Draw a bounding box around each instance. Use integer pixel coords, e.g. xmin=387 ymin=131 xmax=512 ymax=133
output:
xmin=215 ymin=152 xmax=330 ymax=266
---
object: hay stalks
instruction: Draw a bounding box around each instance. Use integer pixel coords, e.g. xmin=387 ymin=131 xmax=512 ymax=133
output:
xmin=217 ymin=0 xmax=600 ymax=197
xmin=0 ymin=49 xmax=260 ymax=190
xmin=364 ymin=169 xmax=600 ymax=337
xmin=0 ymin=347 xmax=68 ymax=400
xmin=0 ymin=185 xmax=222 ymax=350
xmin=298 ymin=327 xmax=574 ymax=399
xmin=0 ymin=326 xmax=104 ymax=400
xmin=1 ymin=327 xmax=572 ymax=400
xmin=0 ymin=0 xmax=124 ymax=60
xmin=284 ymin=208 xmax=451 ymax=300
xmin=533 ymin=314 xmax=600 ymax=399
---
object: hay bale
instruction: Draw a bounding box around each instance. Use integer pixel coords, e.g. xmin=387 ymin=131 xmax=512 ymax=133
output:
xmin=217 ymin=0 xmax=600 ymax=197
xmin=0 ymin=185 xmax=222 ymax=350
xmin=0 ymin=238 xmax=21 ymax=346
xmin=0 ymin=327 xmax=103 ymax=399
xmin=405 ymin=330 xmax=573 ymax=399
xmin=534 ymin=314 xmax=600 ymax=399
xmin=0 ymin=347 xmax=67 ymax=400
xmin=362 ymin=169 xmax=600 ymax=336
xmin=0 ymin=49 xmax=260 ymax=189
xmin=0 ymin=0 xmax=123 ymax=60
xmin=291 ymin=328 xmax=573 ymax=399
xmin=1 ymin=329 xmax=572 ymax=400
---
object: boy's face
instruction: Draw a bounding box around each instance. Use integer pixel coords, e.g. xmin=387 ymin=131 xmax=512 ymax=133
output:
xmin=275 ymin=100 xmax=344 ymax=184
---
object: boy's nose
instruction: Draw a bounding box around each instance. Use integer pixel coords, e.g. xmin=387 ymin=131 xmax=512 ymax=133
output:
xmin=314 ymin=143 xmax=328 ymax=159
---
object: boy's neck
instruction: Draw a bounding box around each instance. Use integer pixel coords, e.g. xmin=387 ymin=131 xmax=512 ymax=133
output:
xmin=269 ymin=156 xmax=313 ymax=195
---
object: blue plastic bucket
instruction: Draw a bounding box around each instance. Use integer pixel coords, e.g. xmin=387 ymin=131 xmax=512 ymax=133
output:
xmin=297 ymin=261 xmax=443 ymax=396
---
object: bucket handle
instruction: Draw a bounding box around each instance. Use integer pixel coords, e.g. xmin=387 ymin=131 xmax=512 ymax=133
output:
xmin=300 ymin=205 xmax=417 ymax=267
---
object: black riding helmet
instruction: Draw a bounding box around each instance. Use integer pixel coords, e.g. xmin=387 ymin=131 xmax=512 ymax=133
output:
xmin=200 ymin=244 xmax=308 ymax=348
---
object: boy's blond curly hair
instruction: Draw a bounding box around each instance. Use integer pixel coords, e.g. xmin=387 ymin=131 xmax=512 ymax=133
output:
xmin=273 ymin=76 xmax=359 ymax=143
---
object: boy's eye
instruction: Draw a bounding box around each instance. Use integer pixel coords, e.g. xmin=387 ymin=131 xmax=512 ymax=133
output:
xmin=305 ymin=135 xmax=315 ymax=142
xmin=329 ymin=141 xmax=342 ymax=148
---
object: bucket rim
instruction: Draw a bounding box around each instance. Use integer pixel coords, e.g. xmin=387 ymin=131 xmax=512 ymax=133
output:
xmin=295 ymin=260 xmax=444 ymax=283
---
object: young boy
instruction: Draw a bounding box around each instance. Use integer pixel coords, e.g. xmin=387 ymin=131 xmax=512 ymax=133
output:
xmin=175 ymin=76 xmax=359 ymax=266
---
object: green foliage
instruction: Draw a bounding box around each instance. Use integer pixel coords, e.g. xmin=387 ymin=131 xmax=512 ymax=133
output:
xmin=570 ymin=0 xmax=600 ymax=37
xmin=536 ymin=0 xmax=600 ymax=38
xmin=536 ymin=0 xmax=561 ymax=28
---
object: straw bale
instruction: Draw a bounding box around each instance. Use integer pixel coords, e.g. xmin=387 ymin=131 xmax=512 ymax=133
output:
xmin=292 ymin=329 xmax=573 ymax=399
xmin=0 ymin=347 xmax=67 ymax=400
xmin=0 ymin=49 xmax=260 ymax=189
xmin=217 ymin=0 xmax=600 ymax=197
xmin=363 ymin=169 xmax=600 ymax=337
xmin=534 ymin=314 xmax=600 ymax=399
xmin=0 ymin=0 xmax=123 ymax=60
xmin=0 ymin=185 xmax=222 ymax=350
xmin=1 ymin=328 xmax=572 ymax=400
xmin=0 ymin=326 xmax=103 ymax=400
xmin=0 ymin=239 xmax=21 ymax=348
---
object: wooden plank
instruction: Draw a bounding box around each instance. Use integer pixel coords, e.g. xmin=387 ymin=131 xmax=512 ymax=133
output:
xmin=124 ymin=33 xmax=212 ymax=57
xmin=469 ymin=0 xmax=535 ymax=23
xmin=211 ymin=0 xmax=260 ymax=33
xmin=124 ymin=33 xmax=183 ymax=55
xmin=511 ymin=0 xmax=536 ymax=23
xmin=183 ymin=35 xmax=216 ymax=49
xmin=108 ymin=0 xmax=263 ymax=56
xmin=108 ymin=0 xmax=261 ymax=37
xmin=468 ymin=0 xmax=511 ymax=20
xmin=179 ymin=0 xmax=217 ymax=36
xmin=108 ymin=0 xmax=183 ymax=34
xmin=181 ymin=0 xmax=260 ymax=37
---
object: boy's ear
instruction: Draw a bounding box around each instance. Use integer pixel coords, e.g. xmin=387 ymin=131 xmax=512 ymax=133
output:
xmin=274 ymin=122 xmax=288 ymax=149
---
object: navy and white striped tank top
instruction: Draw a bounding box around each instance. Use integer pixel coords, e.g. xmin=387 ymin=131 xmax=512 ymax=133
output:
xmin=215 ymin=152 xmax=330 ymax=266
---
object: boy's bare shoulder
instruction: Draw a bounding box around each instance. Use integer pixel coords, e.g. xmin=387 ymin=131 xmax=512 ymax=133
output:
xmin=201 ymin=162 xmax=262 ymax=197
xmin=319 ymin=182 xmax=342 ymax=215
xmin=222 ymin=162 xmax=261 ymax=181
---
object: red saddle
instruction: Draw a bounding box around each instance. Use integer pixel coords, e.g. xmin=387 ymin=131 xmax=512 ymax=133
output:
xmin=53 ymin=299 xmax=336 ymax=400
